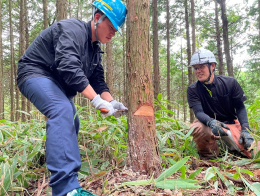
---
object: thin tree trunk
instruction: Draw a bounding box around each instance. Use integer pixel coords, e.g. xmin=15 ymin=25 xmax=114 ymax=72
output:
xmin=19 ymin=0 xmax=26 ymax=121
xmin=56 ymin=0 xmax=67 ymax=21
xmin=43 ymin=0 xmax=48 ymax=29
xmin=181 ymin=44 xmax=186 ymax=122
xmin=153 ymin=0 xmax=160 ymax=109
xmin=123 ymin=27 xmax=126 ymax=105
xmin=9 ymin=0 xmax=15 ymax=121
xmin=185 ymin=0 xmax=194 ymax=123
xmin=0 ymin=0 xmax=3 ymax=120
xmin=217 ymin=0 xmax=233 ymax=76
xmin=126 ymin=0 xmax=161 ymax=177
xmin=215 ymin=1 xmax=224 ymax=75
xmin=25 ymin=0 xmax=31 ymax=120
xmin=191 ymin=0 xmax=196 ymax=82
xmin=258 ymin=0 xmax=260 ymax=40
xmin=166 ymin=0 xmax=171 ymax=116
xmin=106 ymin=40 xmax=113 ymax=95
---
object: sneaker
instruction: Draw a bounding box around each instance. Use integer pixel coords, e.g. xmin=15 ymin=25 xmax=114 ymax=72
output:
xmin=66 ymin=188 xmax=97 ymax=196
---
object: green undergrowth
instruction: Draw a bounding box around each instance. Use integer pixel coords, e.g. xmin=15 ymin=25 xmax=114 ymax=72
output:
xmin=0 ymin=96 xmax=260 ymax=195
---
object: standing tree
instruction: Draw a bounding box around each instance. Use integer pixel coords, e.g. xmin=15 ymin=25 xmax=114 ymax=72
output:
xmin=9 ymin=0 xmax=15 ymax=121
xmin=126 ymin=0 xmax=161 ymax=177
xmin=19 ymin=0 xmax=26 ymax=121
xmin=0 ymin=0 xmax=3 ymax=120
xmin=217 ymin=0 xmax=233 ymax=77
xmin=56 ymin=0 xmax=67 ymax=21
xmin=215 ymin=1 xmax=224 ymax=75
xmin=152 ymin=0 xmax=160 ymax=108
xmin=43 ymin=0 xmax=48 ymax=29
xmin=166 ymin=0 xmax=171 ymax=115
xmin=106 ymin=40 xmax=113 ymax=94
xmin=184 ymin=0 xmax=194 ymax=123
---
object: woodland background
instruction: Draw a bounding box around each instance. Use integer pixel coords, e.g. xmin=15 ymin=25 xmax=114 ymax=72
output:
xmin=1 ymin=0 xmax=260 ymax=195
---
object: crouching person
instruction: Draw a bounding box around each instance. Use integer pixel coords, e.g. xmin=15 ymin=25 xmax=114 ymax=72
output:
xmin=187 ymin=48 xmax=260 ymax=160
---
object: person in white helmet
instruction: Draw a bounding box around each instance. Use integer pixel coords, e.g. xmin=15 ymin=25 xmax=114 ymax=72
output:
xmin=187 ymin=48 xmax=260 ymax=160
xmin=17 ymin=0 xmax=127 ymax=195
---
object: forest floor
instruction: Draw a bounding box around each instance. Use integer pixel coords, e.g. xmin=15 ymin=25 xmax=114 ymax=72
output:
xmin=19 ymin=157 xmax=260 ymax=196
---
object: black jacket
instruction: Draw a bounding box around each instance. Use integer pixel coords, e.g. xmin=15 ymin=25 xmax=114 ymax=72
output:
xmin=17 ymin=18 xmax=109 ymax=97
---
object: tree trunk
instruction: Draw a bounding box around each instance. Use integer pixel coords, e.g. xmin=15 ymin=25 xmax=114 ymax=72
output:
xmin=184 ymin=0 xmax=194 ymax=123
xmin=191 ymin=0 xmax=196 ymax=82
xmin=19 ymin=0 xmax=26 ymax=121
xmin=123 ymin=27 xmax=127 ymax=105
xmin=43 ymin=0 xmax=48 ymax=29
xmin=217 ymin=0 xmax=233 ymax=77
xmin=9 ymin=0 xmax=15 ymax=121
xmin=25 ymin=0 xmax=31 ymax=120
xmin=258 ymin=0 xmax=260 ymax=42
xmin=0 ymin=0 xmax=3 ymax=120
xmin=181 ymin=44 xmax=186 ymax=122
xmin=126 ymin=0 xmax=161 ymax=177
xmin=215 ymin=1 xmax=224 ymax=75
xmin=152 ymin=0 xmax=160 ymax=108
xmin=56 ymin=0 xmax=67 ymax=21
xmin=166 ymin=0 xmax=171 ymax=116
xmin=106 ymin=40 xmax=113 ymax=95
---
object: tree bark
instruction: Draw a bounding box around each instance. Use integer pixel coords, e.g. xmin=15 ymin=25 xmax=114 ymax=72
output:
xmin=9 ymin=0 xmax=15 ymax=121
xmin=106 ymin=40 xmax=113 ymax=95
xmin=19 ymin=0 xmax=26 ymax=121
xmin=217 ymin=0 xmax=233 ymax=77
xmin=43 ymin=0 xmax=48 ymax=29
xmin=181 ymin=44 xmax=186 ymax=122
xmin=215 ymin=1 xmax=224 ymax=75
xmin=25 ymin=0 xmax=31 ymax=120
xmin=191 ymin=0 xmax=196 ymax=82
xmin=166 ymin=0 xmax=171 ymax=116
xmin=185 ymin=0 xmax=194 ymax=123
xmin=126 ymin=0 xmax=161 ymax=177
xmin=0 ymin=0 xmax=3 ymax=120
xmin=152 ymin=0 xmax=160 ymax=108
xmin=258 ymin=0 xmax=260 ymax=42
xmin=56 ymin=0 xmax=67 ymax=21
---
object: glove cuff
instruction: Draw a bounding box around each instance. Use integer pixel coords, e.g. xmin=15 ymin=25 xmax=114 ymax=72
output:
xmin=90 ymin=94 xmax=101 ymax=105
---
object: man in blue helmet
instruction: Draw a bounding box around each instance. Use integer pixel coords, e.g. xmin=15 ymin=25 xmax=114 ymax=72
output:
xmin=187 ymin=48 xmax=260 ymax=160
xmin=17 ymin=0 xmax=127 ymax=195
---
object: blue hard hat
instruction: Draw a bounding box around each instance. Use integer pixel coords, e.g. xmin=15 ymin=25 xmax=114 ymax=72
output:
xmin=93 ymin=0 xmax=127 ymax=35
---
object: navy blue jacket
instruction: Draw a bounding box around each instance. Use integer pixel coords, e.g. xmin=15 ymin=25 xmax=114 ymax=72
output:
xmin=187 ymin=75 xmax=246 ymax=123
xmin=17 ymin=18 xmax=109 ymax=97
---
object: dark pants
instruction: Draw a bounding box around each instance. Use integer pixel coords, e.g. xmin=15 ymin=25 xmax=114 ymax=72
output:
xmin=19 ymin=77 xmax=81 ymax=196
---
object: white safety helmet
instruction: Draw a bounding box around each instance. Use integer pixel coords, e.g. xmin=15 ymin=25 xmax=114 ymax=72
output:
xmin=190 ymin=48 xmax=217 ymax=67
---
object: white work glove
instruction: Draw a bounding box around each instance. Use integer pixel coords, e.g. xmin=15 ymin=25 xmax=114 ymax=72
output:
xmin=110 ymin=100 xmax=128 ymax=110
xmin=91 ymin=95 xmax=115 ymax=117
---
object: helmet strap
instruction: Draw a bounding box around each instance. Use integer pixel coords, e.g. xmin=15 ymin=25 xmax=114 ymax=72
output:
xmin=203 ymin=63 xmax=212 ymax=84
xmin=93 ymin=9 xmax=106 ymax=42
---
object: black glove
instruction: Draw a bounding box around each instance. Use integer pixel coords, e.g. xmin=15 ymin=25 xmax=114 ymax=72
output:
xmin=206 ymin=119 xmax=229 ymax=136
xmin=239 ymin=127 xmax=254 ymax=150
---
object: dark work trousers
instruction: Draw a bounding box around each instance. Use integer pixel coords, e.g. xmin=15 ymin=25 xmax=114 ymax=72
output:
xmin=18 ymin=77 xmax=81 ymax=196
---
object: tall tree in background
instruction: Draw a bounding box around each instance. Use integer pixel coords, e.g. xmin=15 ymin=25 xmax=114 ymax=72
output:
xmin=0 ymin=0 xmax=3 ymax=120
xmin=184 ymin=0 xmax=194 ymax=123
xmin=126 ymin=0 xmax=161 ymax=177
xmin=57 ymin=0 xmax=67 ymax=21
xmin=215 ymin=1 xmax=224 ymax=75
xmin=153 ymin=0 xmax=160 ymax=107
xmin=106 ymin=40 xmax=113 ymax=94
xmin=191 ymin=0 xmax=196 ymax=82
xmin=19 ymin=0 xmax=26 ymax=121
xmin=25 ymin=0 xmax=31 ymax=119
xmin=166 ymin=0 xmax=171 ymax=115
xmin=258 ymin=0 xmax=260 ymax=41
xmin=43 ymin=0 xmax=48 ymax=29
xmin=9 ymin=0 xmax=15 ymax=121
xmin=217 ymin=0 xmax=233 ymax=77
